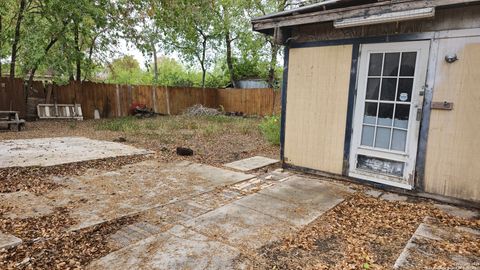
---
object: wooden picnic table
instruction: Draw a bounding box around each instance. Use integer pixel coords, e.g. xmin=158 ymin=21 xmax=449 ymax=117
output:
xmin=0 ymin=111 xmax=26 ymax=131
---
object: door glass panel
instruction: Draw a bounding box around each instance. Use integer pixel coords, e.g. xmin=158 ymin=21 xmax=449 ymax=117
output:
xmin=361 ymin=125 xmax=375 ymax=146
xmin=378 ymin=103 xmax=394 ymax=126
xmin=392 ymin=129 xmax=407 ymax=151
xmin=397 ymin=78 xmax=413 ymax=102
xmin=363 ymin=102 xmax=378 ymax=124
xmin=394 ymin=104 xmax=410 ymax=129
xmin=400 ymin=52 xmax=417 ymax=76
xmin=366 ymin=78 xmax=380 ymax=100
xmin=357 ymin=155 xmax=405 ymax=177
xmin=368 ymin=53 xmax=383 ymax=76
xmin=380 ymin=78 xmax=397 ymax=101
xmin=375 ymin=127 xmax=391 ymax=149
xmin=383 ymin=53 xmax=400 ymax=76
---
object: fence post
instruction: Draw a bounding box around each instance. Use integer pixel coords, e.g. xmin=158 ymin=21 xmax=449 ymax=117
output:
xmin=152 ymin=85 xmax=157 ymax=113
xmin=165 ymin=86 xmax=171 ymax=115
xmin=115 ymin=84 xmax=121 ymax=117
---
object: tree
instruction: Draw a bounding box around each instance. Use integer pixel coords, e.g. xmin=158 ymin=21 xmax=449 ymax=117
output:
xmin=248 ymin=0 xmax=290 ymax=88
xmin=156 ymin=0 xmax=221 ymax=88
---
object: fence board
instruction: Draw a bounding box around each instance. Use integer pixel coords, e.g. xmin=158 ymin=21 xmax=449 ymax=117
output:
xmin=0 ymin=78 xmax=26 ymax=117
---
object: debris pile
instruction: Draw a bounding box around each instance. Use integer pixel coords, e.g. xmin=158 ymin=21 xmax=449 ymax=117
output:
xmin=184 ymin=104 xmax=222 ymax=116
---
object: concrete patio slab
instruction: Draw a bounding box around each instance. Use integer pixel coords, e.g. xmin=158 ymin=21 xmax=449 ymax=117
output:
xmin=258 ymin=176 xmax=352 ymax=210
xmin=234 ymin=192 xmax=327 ymax=228
xmin=186 ymin=203 xmax=295 ymax=250
xmin=89 ymin=225 xmax=250 ymax=270
xmin=0 ymin=137 xmax=152 ymax=168
xmin=0 ymin=191 xmax=54 ymax=219
xmin=0 ymin=232 xmax=22 ymax=250
xmin=224 ymin=156 xmax=279 ymax=172
xmin=40 ymin=160 xmax=254 ymax=231
xmin=108 ymin=222 xmax=163 ymax=249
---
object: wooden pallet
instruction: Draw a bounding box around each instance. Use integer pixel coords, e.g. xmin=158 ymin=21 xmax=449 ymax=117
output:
xmin=37 ymin=104 xmax=84 ymax=120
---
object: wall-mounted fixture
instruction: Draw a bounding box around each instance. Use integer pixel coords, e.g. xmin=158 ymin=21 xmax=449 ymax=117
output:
xmin=334 ymin=7 xmax=435 ymax=28
xmin=445 ymin=54 xmax=459 ymax=63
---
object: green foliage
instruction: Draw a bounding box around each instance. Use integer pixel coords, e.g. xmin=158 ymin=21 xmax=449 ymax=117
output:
xmin=259 ymin=115 xmax=281 ymax=145
xmin=95 ymin=117 xmax=141 ymax=132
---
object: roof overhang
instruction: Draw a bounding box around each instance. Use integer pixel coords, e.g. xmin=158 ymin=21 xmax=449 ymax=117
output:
xmin=252 ymin=0 xmax=480 ymax=35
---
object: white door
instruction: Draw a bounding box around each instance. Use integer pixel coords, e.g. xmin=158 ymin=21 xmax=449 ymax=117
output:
xmin=349 ymin=41 xmax=430 ymax=189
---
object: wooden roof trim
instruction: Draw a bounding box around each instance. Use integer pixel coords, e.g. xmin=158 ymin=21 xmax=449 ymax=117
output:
xmin=252 ymin=0 xmax=480 ymax=31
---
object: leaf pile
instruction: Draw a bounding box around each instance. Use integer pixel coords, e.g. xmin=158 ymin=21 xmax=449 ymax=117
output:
xmin=0 ymin=208 xmax=138 ymax=270
xmin=247 ymin=193 xmax=479 ymax=270
xmin=0 ymin=155 xmax=148 ymax=194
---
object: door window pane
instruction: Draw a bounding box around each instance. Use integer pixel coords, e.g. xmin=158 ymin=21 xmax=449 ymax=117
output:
xmin=361 ymin=125 xmax=375 ymax=147
xmin=392 ymin=129 xmax=407 ymax=152
xmin=380 ymin=78 xmax=397 ymax=101
xmin=364 ymin=102 xmax=378 ymax=124
xmin=394 ymin=104 xmax=410 ymax=129
xmin=357 ymin=155 xmax=405 ymax=177
xmin=368 ymin=53 xmax=383 ymax=76
xmin=375 ymin=127 xmax=391 ymax=149
xmin=397 ymin=78 xmax=413 ymax=102
xmin=366 ymin=78 xmax=380 ymax=100
xmin=378 ymin=103 xmax=394 ymax=126
xmin=400 ymin=52 xmax=417 ymax=76
xmin=383 ymin=53 xmax=400 ymax=76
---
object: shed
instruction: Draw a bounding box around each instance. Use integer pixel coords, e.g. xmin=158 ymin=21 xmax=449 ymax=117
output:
xmin=252 ymin=0 xmax=480 ymax=204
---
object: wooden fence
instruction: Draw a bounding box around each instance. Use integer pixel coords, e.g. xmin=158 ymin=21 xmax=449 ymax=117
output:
xmin=0 ymin=78 xmax=280 ymax=119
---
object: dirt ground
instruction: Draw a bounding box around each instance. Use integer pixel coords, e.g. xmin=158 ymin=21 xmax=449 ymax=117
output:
xmin=0 ymin=116 xmax=279 ymax=167
xmin=0 ymin=116 xmax=478 ymax=269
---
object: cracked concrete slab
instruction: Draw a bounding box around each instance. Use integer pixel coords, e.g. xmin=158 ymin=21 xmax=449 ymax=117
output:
xmin=89 ymin=225 xmax=251 ymax=270
xmin=258 ymin=176 xmax=353 ymax=210
xmin=186 ymin=202 xmax=295 ymax=250
xmin=39 ymin=160 xmax=254 ymax=231
xmin=234 ymin=192 xmax=331 ymax=228
xmin=0 ymin=232 xmax=22 ymax=250
xmin=224 ymin=156 xmax=279 ymax=172
xmin=0 ymin=137 xmax=152 ymax=168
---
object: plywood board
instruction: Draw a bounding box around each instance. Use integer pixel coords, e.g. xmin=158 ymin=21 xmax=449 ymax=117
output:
xmin=424 ymin=36 xmax=480 ymax=202
xmin=284 ymin=45 xmax=353 ymax=175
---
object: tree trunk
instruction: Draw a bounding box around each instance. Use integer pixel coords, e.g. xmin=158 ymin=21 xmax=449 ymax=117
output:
xmin=268 ymin=41 xmax=279 ymax=88
xmin=152 ymin=43 xmax=158 ymax=83
xmin=225 ymin=31 xmax=236 ymax=88
xmin=200 ymin=38 xmax=207 ymax=88
xmin=74 ymin=21 xmax=81 ymax=82
xmin=26 ymin=38 xmax=58 ymax=100
xmin=10 ymin=0 xmax=27 ymax=79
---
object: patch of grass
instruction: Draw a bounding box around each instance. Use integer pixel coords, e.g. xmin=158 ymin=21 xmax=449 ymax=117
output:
xmin=259 ymin=115 xmax=281 ymax=145
xmin=95 ymin=117 xmax=140 ymax=132
xmin=68 ymin=121 xmax=77 ymax=130
xmin=144 ymin=120 xmax=161 ymax=130
xmin=205 ymin=115 xmax=234 ymax=123
xmin=203 ymin=124 xmax=221 ymax=137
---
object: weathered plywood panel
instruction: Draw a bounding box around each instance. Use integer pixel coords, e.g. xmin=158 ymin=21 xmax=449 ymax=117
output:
xmin=425 ymin=37 xmax=480 ymax=202
xmin=284 ymin=45 xmax=352 ymax=175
